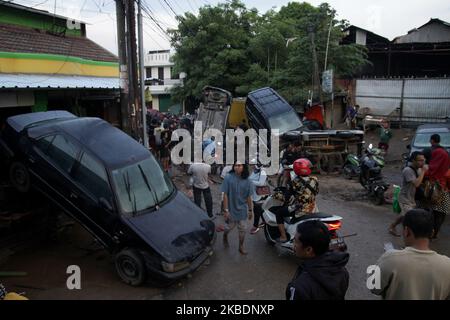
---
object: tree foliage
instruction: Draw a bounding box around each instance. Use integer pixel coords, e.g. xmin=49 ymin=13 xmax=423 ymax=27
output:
xmin=169 ymin=0 xmax=368 ymax=107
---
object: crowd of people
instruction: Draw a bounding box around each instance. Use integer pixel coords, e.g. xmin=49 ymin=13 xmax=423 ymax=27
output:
xmin=150 ymin=108 xmax=450 ymax=300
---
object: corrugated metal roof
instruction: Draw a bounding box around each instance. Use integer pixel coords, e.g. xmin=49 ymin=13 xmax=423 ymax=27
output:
xmin=0 ymin=73 xmax=120 ymax=89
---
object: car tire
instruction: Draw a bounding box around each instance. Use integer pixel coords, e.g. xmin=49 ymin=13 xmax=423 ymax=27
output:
xmin=115 ymin=248 xmax=147 ymax=286
xmin=9 ymin=161 xmax=30 ymax=193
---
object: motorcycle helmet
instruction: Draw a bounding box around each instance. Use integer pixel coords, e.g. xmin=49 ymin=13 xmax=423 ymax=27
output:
xmin=293 ymin=158 xmax=312 ymax=177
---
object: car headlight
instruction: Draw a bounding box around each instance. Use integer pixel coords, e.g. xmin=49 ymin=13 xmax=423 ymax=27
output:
xmin=161 ymin=261 xmax=190 ymax=273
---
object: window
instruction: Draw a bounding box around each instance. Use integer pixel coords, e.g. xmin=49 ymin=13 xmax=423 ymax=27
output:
xmin=112 ymin=157 xmax=174 ymax=216
xmin=414 ymin=133 xmax=450 ymax=148
xmin=146 ymin=67 xmax=152 ymax=79
xmin=158 ymin=67 xmax=164 ymax=81
xmin=36 ymin=135 xmax=55 ymax=154
xmin=268 ymin=111 xmax=303 ymax=135
xmin=73 ymin=152 xmax=111 ymax=201
xmin=46 ymin=134 xmax=79 ymax=173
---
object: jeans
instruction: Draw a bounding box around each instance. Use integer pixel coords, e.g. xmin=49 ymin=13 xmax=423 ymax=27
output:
xmin=253 ymin=202 xmax=264 ymax=228
xmin=193 ymin=187 xmax=213 ymax=217
xmin=272 ymin=206 xmax=292 ymax=225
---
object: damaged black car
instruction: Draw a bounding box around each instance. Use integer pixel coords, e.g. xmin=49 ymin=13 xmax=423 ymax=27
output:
xmin=0 ymin=111 xmax=215 ymax=286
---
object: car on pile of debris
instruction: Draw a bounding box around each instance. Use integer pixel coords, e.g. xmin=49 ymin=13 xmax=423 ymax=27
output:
xmin=0 ymin=111 xmax=215 ymax=286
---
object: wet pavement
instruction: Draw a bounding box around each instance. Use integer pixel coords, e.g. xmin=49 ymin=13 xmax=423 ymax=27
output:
xmin=1 ymin=128 xmax=449 ymax=300
xmin=1 ymin=165 xmax=449 ymax=300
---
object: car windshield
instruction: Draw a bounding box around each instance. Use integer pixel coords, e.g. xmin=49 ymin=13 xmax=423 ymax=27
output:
xmin=111 ymin=157 xmax=175 ymax=216
xmin=268 ymin=111 xmax=303 ymax=135
xmin=413 ymin=132 xmax=450 ymax=148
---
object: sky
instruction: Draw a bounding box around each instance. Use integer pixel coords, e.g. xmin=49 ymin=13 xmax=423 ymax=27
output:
xmin=8 ymin=0 xmax=450 ymax=55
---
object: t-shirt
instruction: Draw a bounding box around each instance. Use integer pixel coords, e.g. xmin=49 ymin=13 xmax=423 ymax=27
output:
xmin=372 ymin=247 xmax=450 ymax=300
xmin=379 ymin=128 xmax=393 ymax=144
xmin=249 ymin=169 xmax=268 ymax=202
xmin=188 ymin=163 xmax=211 ymax=190
xmin=399 ymin=167 xmax=418 ymax=207
xmin=221 ymin=173 xmax=252 ymax=221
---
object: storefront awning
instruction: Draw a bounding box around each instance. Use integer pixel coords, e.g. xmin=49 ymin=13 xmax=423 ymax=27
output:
xmin=0 ymin=73 xmax=120 ymax=89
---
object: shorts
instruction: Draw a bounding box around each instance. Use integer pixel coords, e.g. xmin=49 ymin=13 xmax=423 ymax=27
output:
xmin=224 ymin=218 xmax=247 ymax=236
xmin=399 ymin=202 xmax=416 ymax=216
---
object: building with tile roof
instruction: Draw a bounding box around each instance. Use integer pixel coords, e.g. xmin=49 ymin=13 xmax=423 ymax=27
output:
xmin=0 ymin=1 xmax=121 ymax=127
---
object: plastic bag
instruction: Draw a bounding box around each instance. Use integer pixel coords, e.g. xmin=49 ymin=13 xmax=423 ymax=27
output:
xmin=392 ymin=185 xmax=401 ymax=214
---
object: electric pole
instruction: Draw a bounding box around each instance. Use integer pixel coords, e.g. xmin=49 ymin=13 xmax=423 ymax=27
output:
xmin=138 ymin=0 xmax=149 ymax=148
xmin=308 ymin=25 xmax=322 ymax=104
xmin=115 ymin=0 xmax=130 ymax=135
xmin=115 ymin=0 xmax=142 ymax=142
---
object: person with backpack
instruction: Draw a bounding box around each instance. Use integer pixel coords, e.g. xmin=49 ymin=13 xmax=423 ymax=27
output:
xmin=389 ymin=152 xmax=428 ymax=237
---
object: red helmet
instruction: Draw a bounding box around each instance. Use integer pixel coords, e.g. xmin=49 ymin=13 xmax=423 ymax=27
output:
xmin=293 ymin=158 xmax=312 ymax=176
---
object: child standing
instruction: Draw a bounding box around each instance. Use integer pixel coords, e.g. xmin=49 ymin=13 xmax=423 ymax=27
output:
xmin=378 ymin=120 xmax=393 ymax=153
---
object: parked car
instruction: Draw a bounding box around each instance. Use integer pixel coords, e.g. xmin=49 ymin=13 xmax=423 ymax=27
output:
xmin=0 ymin=111 xmax=215 ymax=286
xmin=405 ymin=123 xmax=450 ymax=161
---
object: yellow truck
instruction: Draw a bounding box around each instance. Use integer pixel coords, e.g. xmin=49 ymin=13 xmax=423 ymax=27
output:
xmin=228 ymin=97 xmax=249 ymax=129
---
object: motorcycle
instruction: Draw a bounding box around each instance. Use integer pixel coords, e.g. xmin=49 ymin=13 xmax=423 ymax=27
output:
xmin=359 ymin=144 xmax=390 ymax=205
xmin=343 ymin=154 xmax=361 ymax=179
xmin=261 ymin=194 xmax=347 ymax=254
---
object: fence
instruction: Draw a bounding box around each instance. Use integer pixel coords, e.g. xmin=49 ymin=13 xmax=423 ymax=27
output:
xmin=355 ymin=78 xmax=450 ymax=125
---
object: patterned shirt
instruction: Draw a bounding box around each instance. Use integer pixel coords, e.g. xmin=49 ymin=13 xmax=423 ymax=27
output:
xmin=290 ymin=176 xmax=319 ymax=214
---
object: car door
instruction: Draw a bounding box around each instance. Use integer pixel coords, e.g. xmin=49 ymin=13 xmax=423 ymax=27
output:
xmin=70 ymin=150 xmax=118 ymax=247
xmin=30 ymin=134 xmax=81 ymax=212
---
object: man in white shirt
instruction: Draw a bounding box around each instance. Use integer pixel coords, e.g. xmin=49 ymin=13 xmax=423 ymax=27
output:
xmin=372 ymin=209 xmax=450 ymax=300
xmin=188 ymin=163 xmax=214 ymax=218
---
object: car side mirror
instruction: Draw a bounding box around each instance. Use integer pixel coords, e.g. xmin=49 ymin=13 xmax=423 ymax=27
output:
xmin=100 ymin=198 xmax=113 ymax=212
xmin=407 ymin=145 xmax=411 ymax=150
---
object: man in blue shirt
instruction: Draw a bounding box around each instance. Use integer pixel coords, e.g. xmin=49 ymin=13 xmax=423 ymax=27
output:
xmin=221 ymin=162 xmax=254 ymax=255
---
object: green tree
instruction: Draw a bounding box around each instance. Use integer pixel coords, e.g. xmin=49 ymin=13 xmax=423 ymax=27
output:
xmin=169 ymin=1 xmax=369 ymax=107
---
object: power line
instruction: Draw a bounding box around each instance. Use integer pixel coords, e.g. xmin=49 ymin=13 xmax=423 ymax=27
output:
xmin=140 ymin=2 xmax=171 ymax=41
xmin=162 ymin=0 xmax=178 ymax=17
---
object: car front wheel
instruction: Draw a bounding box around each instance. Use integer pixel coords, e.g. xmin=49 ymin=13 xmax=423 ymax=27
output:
xmin=9 ymin=161 xmax=30 ymax=193
xmin=115 ymin=248 xmax=147 ymax=286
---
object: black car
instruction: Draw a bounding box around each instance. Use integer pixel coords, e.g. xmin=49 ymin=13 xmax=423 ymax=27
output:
xmin=246 ymin=87 xmax=303 ymax=136
xmin=0 ymin=111 xmax=215 ymax=286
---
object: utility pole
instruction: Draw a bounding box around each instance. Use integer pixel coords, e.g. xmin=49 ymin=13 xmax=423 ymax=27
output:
xmin=308 ymin=24 xmax=322 ymax=104
xmin=138 ymin=0 xmax=148 ymax=148
xmin=126 ymin=0 xmax=140 ymax=141
xmin=115 ymin=0 xmax=131 ymax=135
xmin=116 ymin=0 xmax=141 ymax=141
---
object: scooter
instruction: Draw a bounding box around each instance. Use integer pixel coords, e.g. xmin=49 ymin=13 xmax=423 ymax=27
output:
xmin=261 ymin=194 xmax=347 ymax=254
xmin=359 ymin=144 xmax=390 ymax=205
xmin=343 ymin=154 xmax=361 ymax=179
